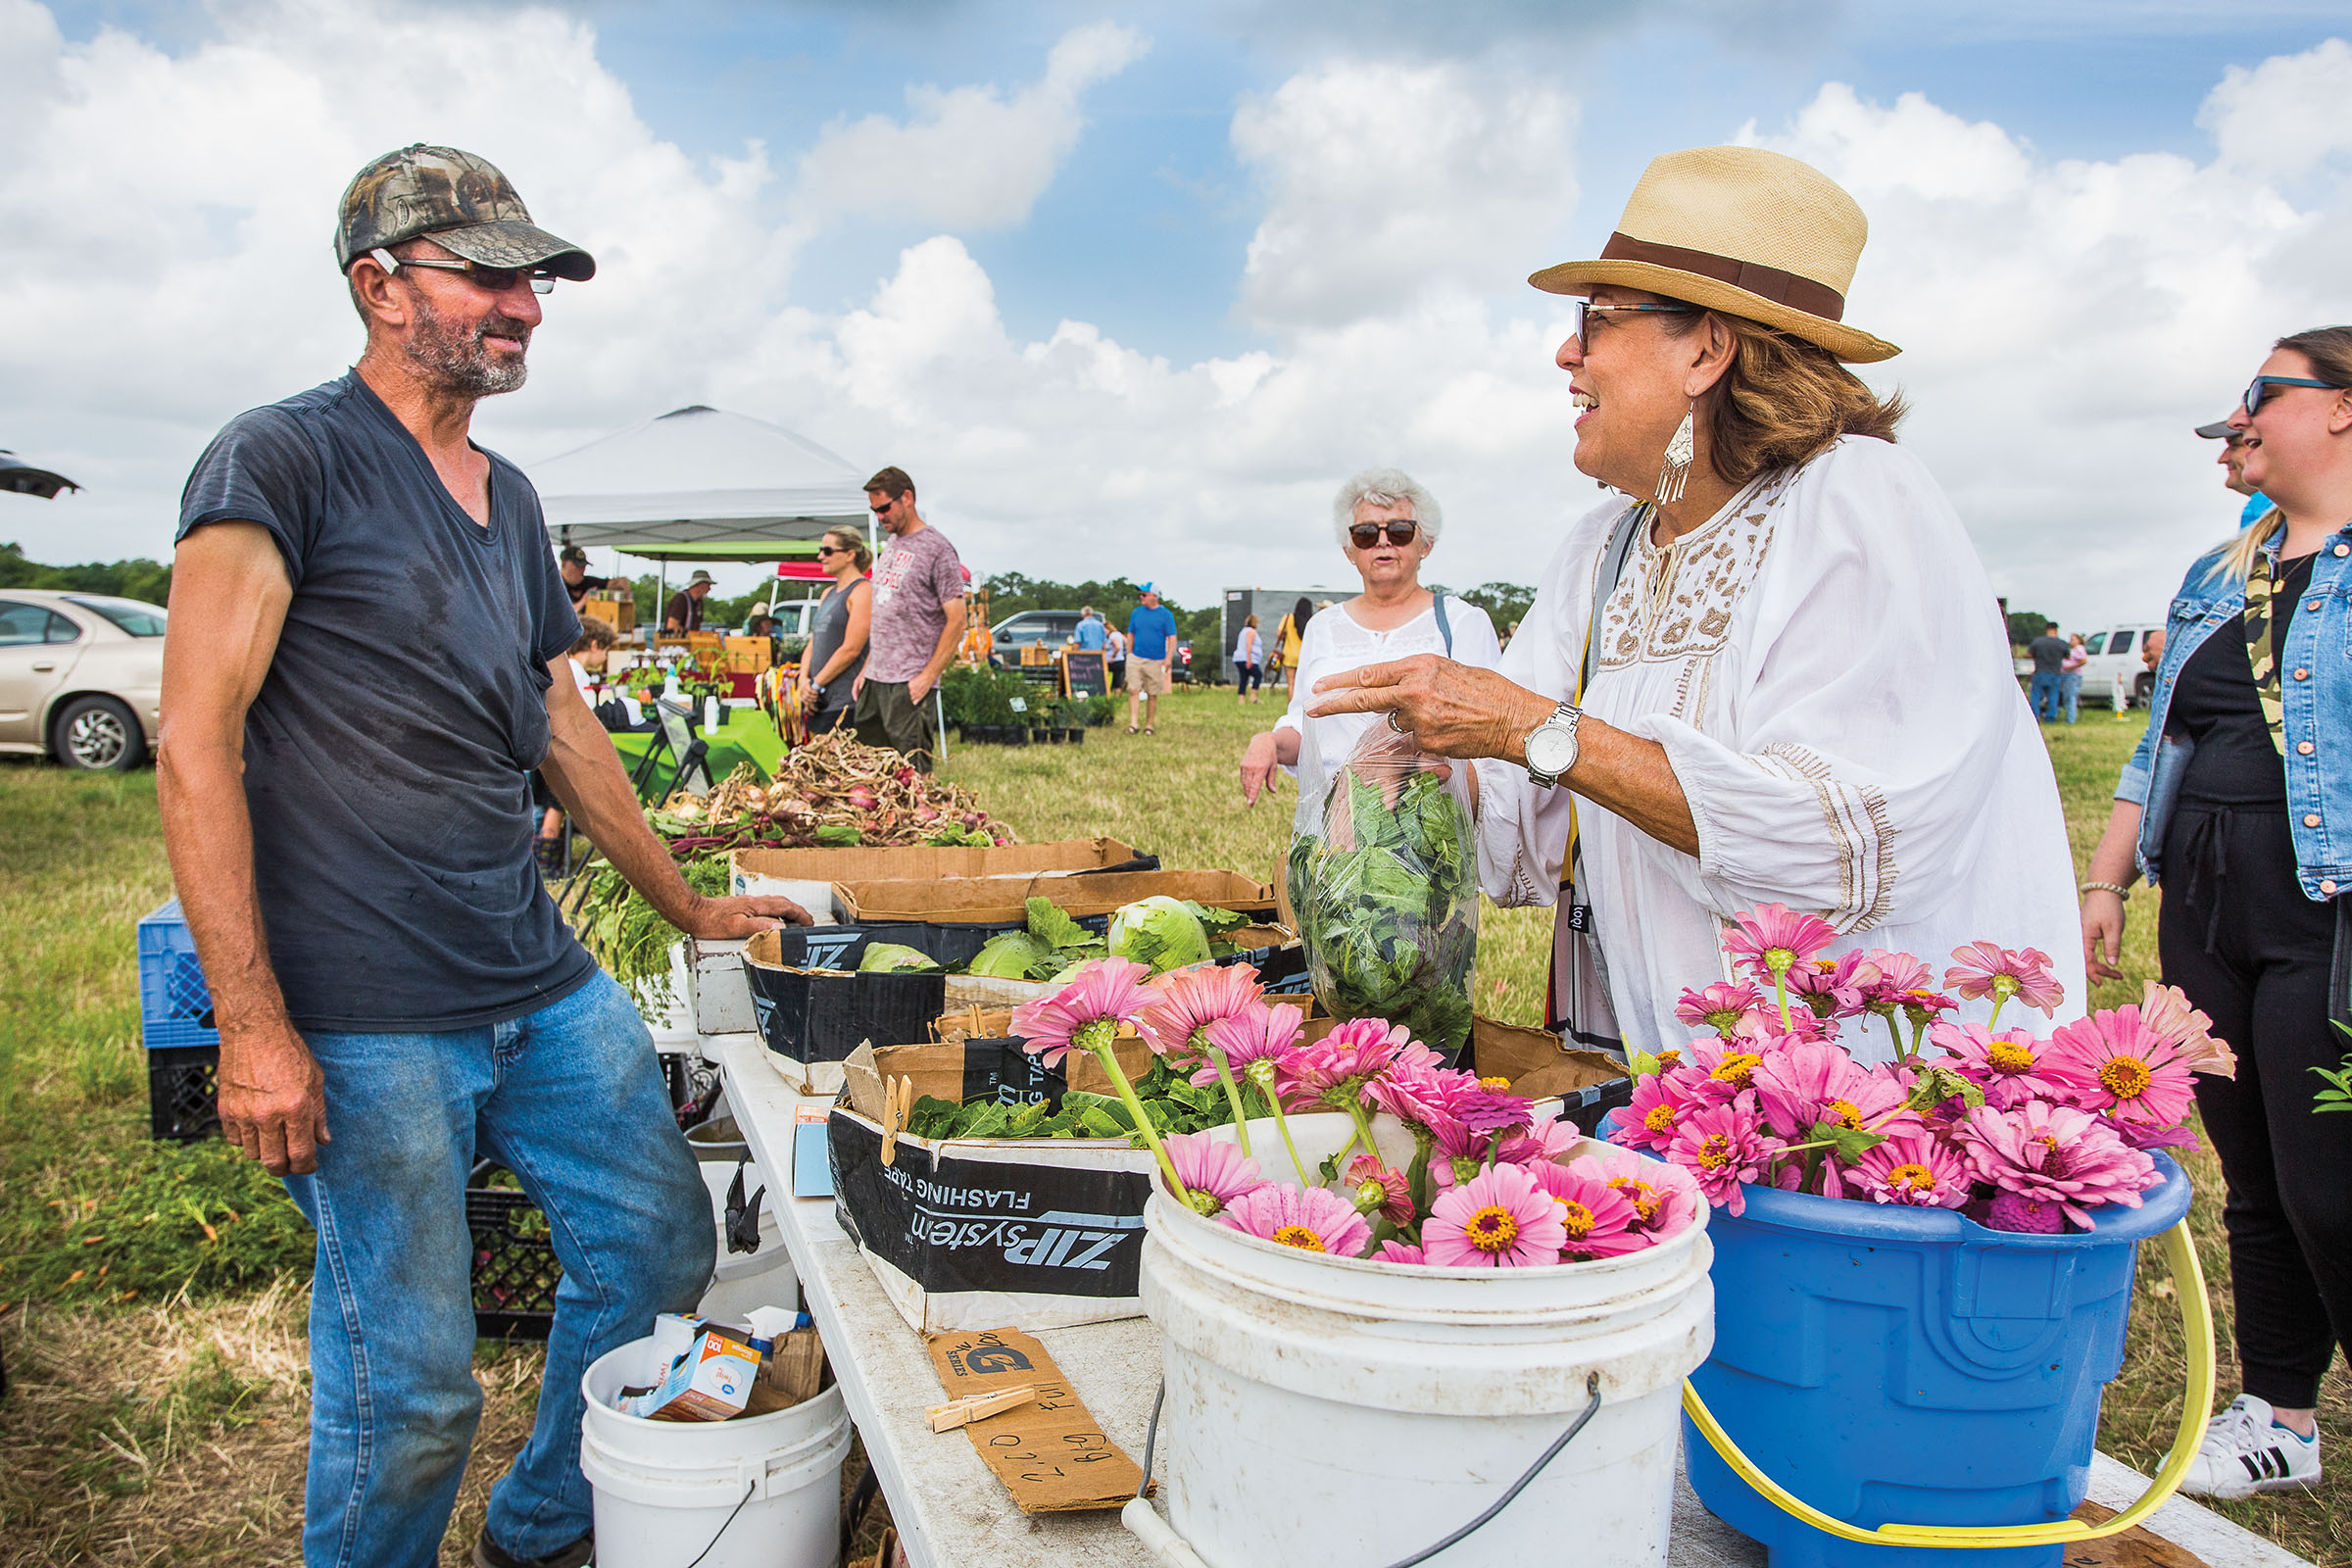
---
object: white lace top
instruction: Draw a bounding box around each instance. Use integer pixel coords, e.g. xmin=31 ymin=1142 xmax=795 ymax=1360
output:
xmin=1275 ymin=595 xmax=1503 ymax=837
xmin=1473 ymin=437 xmax=2084 ymax=1060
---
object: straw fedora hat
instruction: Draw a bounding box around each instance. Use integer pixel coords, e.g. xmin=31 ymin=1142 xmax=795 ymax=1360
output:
xmin=1531 ymin=146 xmax=1899 ymax=364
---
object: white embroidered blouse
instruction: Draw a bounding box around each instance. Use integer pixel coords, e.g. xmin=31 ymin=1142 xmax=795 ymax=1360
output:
xmin=1474 ymin=437 xmax=2084 ymax=1061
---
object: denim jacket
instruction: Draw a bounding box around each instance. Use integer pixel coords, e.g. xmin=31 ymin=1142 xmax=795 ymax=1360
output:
xmin=2117 ymin=521 xmax=2352 ymax=899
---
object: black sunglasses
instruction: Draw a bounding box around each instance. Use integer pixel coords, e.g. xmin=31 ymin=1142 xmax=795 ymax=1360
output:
xmin=816 ymin=544 xmax=849 ymax=556
xmin=1349 ymin=520 xmax=1420 ymax=548
xmin=2243 ymin=374 xmax=2348 ymax=416
xmin=1567 ymin=298 xmax=1699 ymax=355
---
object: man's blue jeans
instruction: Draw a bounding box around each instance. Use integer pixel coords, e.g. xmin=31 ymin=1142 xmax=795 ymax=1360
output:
xmin=2060 ymin=671 xmax=2082 ymax=723
xmin=283 ymin=971 xmax=713 ymax=1568
xmin=2030 ymin=671 xmax=2062 ymax=721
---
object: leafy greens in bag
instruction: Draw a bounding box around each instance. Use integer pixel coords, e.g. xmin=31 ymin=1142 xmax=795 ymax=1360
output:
xmin=1289 ymin=725 xmax=1478 ymax=1055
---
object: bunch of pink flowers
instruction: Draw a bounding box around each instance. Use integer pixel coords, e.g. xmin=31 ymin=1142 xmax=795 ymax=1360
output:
xmin=1010 ymin=957 xmax=1701 ymax=1267
xmin=1610 ymin=904 xmax=2238 ymax=1231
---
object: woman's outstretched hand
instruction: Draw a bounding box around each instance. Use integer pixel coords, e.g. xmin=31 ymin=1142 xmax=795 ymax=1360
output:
xmin=1307 ymin=655 xmax=1548 ymax=762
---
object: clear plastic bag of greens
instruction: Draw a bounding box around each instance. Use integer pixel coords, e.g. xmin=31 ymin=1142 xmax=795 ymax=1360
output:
xmin=1287 ymin=722 xmax=1478 ymax=1058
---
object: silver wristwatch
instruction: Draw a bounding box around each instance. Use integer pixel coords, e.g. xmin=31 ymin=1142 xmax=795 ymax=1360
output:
xmin=1524 ymin=700 xmax=1582 ymax=789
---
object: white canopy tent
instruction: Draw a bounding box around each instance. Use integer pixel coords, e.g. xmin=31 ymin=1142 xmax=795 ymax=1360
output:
xmin=526 ymin=405 xmax=872 ymax=556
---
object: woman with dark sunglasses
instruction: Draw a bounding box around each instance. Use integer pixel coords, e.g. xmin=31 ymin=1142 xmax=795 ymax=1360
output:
xmin=799 ymin=528 xmax=873 ymax=734
xmin=1238 ymin=468 xmax=1502 ymax=829
xmin=2079 ymin=324 xmax=2352 ymax=1498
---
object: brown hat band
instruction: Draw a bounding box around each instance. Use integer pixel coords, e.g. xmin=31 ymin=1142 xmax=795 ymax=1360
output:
xmin=1600 ymin=232 xmax=1847 ymax=322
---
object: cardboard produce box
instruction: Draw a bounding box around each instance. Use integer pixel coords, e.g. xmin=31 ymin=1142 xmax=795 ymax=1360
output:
xmin=829 ymin=1039 xmax=1160 ymax=1332
xmin=835 ymin=869 xmax=1276 ymax=927
xmin=730 ymin=838 xmax=1154 ymax=922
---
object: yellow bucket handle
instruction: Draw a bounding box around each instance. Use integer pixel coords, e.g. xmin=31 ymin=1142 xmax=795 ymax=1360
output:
xmin=1682 ymin=1218 xmax=2213 ymax=1548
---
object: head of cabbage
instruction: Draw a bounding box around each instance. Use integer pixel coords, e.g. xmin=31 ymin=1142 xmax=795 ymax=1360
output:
xmin=967 ymin=930 xmax=1051 ymax=979
xmin=857 ymin=942 xmax=942 ymax=973
xmin=1108 ymin=896 xmax=1213 ymax=973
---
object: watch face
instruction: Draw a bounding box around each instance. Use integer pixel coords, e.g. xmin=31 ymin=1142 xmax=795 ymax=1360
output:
xmin=1528 ymin=724 xmax=1576 ymax=776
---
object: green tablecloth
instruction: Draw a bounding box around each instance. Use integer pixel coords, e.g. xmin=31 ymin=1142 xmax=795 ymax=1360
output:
xmin=611 ymin=708 xmax=785 ymax=796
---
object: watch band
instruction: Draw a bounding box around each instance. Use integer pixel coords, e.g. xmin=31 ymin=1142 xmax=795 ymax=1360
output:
xmin=1526 ymin=700 xmax=1582 ymax=789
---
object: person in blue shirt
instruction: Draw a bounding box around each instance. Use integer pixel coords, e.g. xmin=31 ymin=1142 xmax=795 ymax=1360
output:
xmin=2199 ymin=413 xmax=2278 ymax=527
xmin=1125 ymin=584 xmax=1180 ymax=734
xmin=1073 ymin=606 xmax=1108 ymax=652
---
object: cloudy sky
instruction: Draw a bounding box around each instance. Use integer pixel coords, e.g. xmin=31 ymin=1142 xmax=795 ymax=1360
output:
xmin=4 ymin=0 xmax=2349 ymax=630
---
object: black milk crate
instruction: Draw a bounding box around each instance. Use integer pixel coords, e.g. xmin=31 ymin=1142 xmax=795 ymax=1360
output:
xmin=467 ymin=1161 xmax=562 ymax=1341
xmin=148 ymin=1044 xmax=222 ymax=1143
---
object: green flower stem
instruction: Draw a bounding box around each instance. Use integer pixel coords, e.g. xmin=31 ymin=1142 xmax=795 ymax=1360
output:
xmin=1089 ymin=1041 xmax=1192 ymax=1205
xmin=1771 ymin=970 xmax=1794 ymax=1031
xmin=1247 ymin=1060 xmax=1311 ymax=1188
xmin=1883 ymin=1014 xmax=1908 ymax=1062
xmin=1986 ymin=976 xmax=2016 ymax=1033
xmin=1405 ymin=1131 xmax=1434 ymax=1217
xmin=1328 ymin=1124 xmax=1364 ymax=1178
xmin=1338 ymin=1095 xmax=1385 ymax=1175
xmin=1201 ymin=1043 xmax=1253 ymax=1158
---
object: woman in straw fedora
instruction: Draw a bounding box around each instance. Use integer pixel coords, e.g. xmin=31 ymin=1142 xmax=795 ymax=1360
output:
xmin=1309 ymin=145 xmax=2082 ymax=1060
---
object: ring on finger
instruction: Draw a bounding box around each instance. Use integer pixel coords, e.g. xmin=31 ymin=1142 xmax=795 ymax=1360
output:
xmin=1387 ymin=711 xmax=1412 ymax=735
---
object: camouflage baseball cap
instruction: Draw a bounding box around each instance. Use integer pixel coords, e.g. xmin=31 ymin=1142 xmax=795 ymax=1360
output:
xmin=335 ymin=144 xmax=595 ymax=281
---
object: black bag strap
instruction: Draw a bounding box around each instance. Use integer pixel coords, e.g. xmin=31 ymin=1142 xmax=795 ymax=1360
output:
xmin=1432 ymin=590 xmax=1454 ymax=656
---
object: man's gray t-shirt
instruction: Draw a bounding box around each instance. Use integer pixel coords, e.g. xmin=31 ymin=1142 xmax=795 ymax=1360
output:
xmin=2029 ymin=633 xmax=2070 ymax=675
xmin=176 ymin=371 xmax=594 ymax=1032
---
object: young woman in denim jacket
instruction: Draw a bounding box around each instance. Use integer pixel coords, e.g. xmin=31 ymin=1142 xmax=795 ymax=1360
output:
xmin=2080 ymin=325 xmax=2352 ymax=1499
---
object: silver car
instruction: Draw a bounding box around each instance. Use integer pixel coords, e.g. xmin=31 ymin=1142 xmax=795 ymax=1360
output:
xmin=0 ymin=589 xmax=165 ymax=770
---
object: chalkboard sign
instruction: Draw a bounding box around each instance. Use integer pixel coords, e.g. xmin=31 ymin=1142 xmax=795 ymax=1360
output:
xmin=1061 ymin=650 xmax=1108 ymax=699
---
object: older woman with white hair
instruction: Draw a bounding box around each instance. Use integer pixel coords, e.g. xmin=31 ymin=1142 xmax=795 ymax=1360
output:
xmin=1239 ymin=468 xmax=1503 ymax=834
xmin=1307 ymin=147 xmax=2082 ymax=1058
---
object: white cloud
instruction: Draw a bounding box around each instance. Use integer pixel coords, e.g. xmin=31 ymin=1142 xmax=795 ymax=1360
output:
xmin=2199 ymin=36 xmax=2352 ymax=180
xmin=1230 ymin=60 xmax=1580 ymax=332
xmin=1740 ymin=64 xmax=2346 ymax=630
xmin=794 ymin=22 xmax=1148 ymax=230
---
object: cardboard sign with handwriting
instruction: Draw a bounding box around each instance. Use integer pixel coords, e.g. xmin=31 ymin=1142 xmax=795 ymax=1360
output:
xmin=924 ymin=1327 xmax=1143 ymax=1512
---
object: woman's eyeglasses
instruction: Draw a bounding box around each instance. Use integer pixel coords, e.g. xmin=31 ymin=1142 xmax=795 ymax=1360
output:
xmin=1349 ymin=520 xmax=1420 ymax=548
xmin=2243 ymin=374 xmax=2348 ymax=416
xmin=1567 ymin=298 xmax=1698 ymax=354
xmin=369 ymin=246 xmax=558 ymax=295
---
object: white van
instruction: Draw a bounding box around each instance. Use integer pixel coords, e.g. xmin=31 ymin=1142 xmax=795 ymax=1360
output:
xmin=2080 ymin=622 xmax=2164 ymax=710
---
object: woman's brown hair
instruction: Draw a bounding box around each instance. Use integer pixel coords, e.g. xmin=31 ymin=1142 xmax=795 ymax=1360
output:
xmin=823 ymin=529 xmax=873 ymax=573
xmin=1668 ymin=308 xmax=1907 ymax=486
xmin=569 ymin=616 xmax=617 ymax=655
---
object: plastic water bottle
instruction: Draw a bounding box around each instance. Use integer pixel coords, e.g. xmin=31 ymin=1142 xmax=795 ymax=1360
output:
xmin=705 ymin=696 xmax=720 ymax=731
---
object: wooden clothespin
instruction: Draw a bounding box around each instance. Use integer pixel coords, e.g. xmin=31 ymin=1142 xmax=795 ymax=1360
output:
xmin=926 ymin=1383 xmax=1040 ymax=1434
xmin=879 ymin=1075 xmax=914 ymax=1166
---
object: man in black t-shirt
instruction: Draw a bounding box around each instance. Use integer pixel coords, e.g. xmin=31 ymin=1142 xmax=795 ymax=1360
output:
xmin=558 ymin=544 xmax=614 ymax=608
xmin=161 ymin=144 xmax=808 ymax=1568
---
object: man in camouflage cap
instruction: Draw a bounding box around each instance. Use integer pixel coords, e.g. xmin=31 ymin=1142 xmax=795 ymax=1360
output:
xmin=162 ymin=146 xmax=807 ymax=1568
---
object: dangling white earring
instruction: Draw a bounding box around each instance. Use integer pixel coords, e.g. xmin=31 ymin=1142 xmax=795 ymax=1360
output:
xmin=1654 ymin=402 xmax=1695 ymax=505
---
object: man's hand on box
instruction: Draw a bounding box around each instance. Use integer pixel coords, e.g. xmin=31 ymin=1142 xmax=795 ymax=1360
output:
xmin=683 ymin=893 xmax=814 ymax=937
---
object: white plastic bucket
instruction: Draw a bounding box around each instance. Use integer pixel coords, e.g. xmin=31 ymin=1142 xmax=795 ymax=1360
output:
xmin=1137 ymin=1154 xmax=1714 ymax=1568
xmin=579 ymin=1336 xmax=850 ymax=1568
xmin=696 ymin=1161 xmax=797 ymax=1320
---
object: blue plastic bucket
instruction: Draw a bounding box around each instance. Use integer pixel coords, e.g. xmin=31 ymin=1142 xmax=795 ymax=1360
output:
xmin=1682 ymin=1152 xmax=2189 ymax=1567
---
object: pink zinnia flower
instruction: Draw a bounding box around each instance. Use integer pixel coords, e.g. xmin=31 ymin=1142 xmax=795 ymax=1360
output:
xmin=1944 ymin=941 xmax=2065 ymax=1018
xmin=1373 ymin=1239 xmax=1427 ymax=1265
xmin=1274 ymin=1016 xmax=1411 ymax=1109
xmin=1751 ymin=1044 xmax=1911 ymax=1194
xmin=1200 ymin=1001 xmax=1305 ymax=1087
xmin=1010 ymin=958 xmax=1153 ymax=1067
xmin=1570 ymin=1147 xmax=1703 ymax=1242
xmin=1849 ymin=1132 xmax=1972 ymax=1209
xmin=1728 ymin=1004 xmax=1832 ymax=1046
xmin=1981 ymin=1192 xmax=2070 ymax=1234
xmin=1424 ymin=1163 xmax=1568 ymax=1267
xmin=2139 ymin=982 xmax=2236 ymax=1079
xmin=1529 ymin=1159 xmax=1644 ymax=1259
xmin=1218 ymin=1182 xmax=1372 ymax=1257
xmin=1162 ymin=1130 xmax=1267 ymax=1215
xmin=1686 ymin=1034 xmax=1788 ymax=1103
xmin=1617 ymin=1070 xmax=1697 ymax=1152
xmin=1929 ymin=1021 xmax=2067 ymax=1109
xmin=1662 ymin=1094 xmax=1775 ymax=1217
xmin=1366 ymin=1058 xmax=1472 ymax=1137
xmin=1675 ymin=981 xmax=1764 ymax=1035
xmin=2043 ymin=1006 xmax=2197 ymax=1129
xmin=1138 ymin=964 xmax=1263 ymax=1064
xmin=1347 ymin=1154 xmax=1414 ymax=1226
xmin=1954 ymin=1100 xmax=2160 ymax=1228
xmin=1787 ymin=952 xmax=1872 ymax=1018
xmin=1854 ymin=950 xmax=1936 ymax=1011
xmin=1720 ymin=903 xmax=1839 ymax=984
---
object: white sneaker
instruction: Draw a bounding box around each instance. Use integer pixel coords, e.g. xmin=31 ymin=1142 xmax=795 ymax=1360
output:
xmin=2180 ymin=1394 xmax=2322 ymax=1500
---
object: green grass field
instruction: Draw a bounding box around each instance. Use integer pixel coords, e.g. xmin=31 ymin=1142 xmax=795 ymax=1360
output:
xmin=0 ymin=693 xmax=2344 ymax=1563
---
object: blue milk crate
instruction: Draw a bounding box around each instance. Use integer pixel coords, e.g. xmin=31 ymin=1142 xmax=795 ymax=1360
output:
xmin=138 ymin=898 xmax=220 ymax=1052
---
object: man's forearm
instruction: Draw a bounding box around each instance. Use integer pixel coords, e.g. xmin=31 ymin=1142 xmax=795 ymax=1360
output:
xmin=920 ymin=613 xmax=963 ymax=684
xmin=541 ymin=701 xmax=703 ymax=922
xmin=157 ymin=739 xmax=294 ymax=1035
